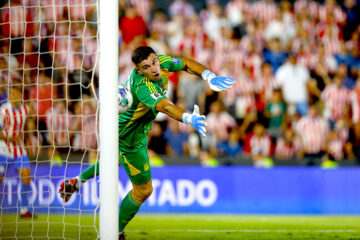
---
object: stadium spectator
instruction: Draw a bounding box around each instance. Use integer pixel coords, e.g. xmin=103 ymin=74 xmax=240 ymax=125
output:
xmin=178 ymin=74 xmax=205 ymax=112
xmin=264 ymin=89 xmax=287 ymax=137
xmin=216 ymin=127 xmax=243 ymax=157
xmin=263 ymin=38 xmax=288 ymax=73
xmin=207 ymin=100 xmax=236 ymax=143
xmin=319 ymin=0 xmax=346 ymax=25
xmin=164 ymin=118 xmax=189 ymax=156
xmin=168 ymin=0 xmax=195 ymax=18
xmin=202 ymin=0 xmax=230 ymax=41
xmin=24 ymin=115 xmax=42 ymax=159
xmin=251 ymin=0 xmax=279 ymax=23
xmin=322 ymin=129 xmax=343 ymax=168
xmin=243 ymin=123 xmax=273 ymax=167
xmin=351 ymin=78 xmax=360 ymax=124
xmin=119 ymin=5 xmax=147 ymax=45
xmin=226 ymin=68 xmax=257 ymax=135
xmin=0 ymin=0 xmax=35 ymax=53
xmin=225 ymin=0 xmax=250 ymax=27
xmin=275 ymin=128 xmax=302 ymax=160
xmin=255 ymin=60 xmax=276 ymax=104
xmin=166 ymin=14 xmax=184 ymax=51
xmin=264 ymin=5 xmax=295 ymax=46
xmin=17 ymin=39 xmax=39 ymax=70
xmin=295 ymin=105 xmax=330 ymax=165
xmin=29 ymin=72 xmax=58 ymax=133
xmin=128 ymin=0 xmax=153 ymax=23
xmin=45 ymin=100 xmax=74 ymax=165
xmin=275 ymin=52 xmax=310 ymax=116
xmin=308 ymin=61 xmax=332 ymax=104
xmin=72 ymin=98 xmax=98 ymax=163
xmin=321 ymin=75 xmax=351 ymax=127
xmin=0 ymin=41 xmax=19 ymax=70
xmin=342 ymin=0 xmax=359 ymax=40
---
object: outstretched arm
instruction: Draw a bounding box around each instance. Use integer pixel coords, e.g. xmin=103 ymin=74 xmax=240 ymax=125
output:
xmin=156 ymin=98 xmax=207 ymax=138
xmin=181 ymin=57 xmax=235 ymax=92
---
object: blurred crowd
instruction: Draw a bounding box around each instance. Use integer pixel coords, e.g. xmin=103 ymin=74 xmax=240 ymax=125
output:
xmin=1 ymin=0 xmax=360 ymax=167
xmin=0 ymin=0 xmax=98 ymax=165
xmin=118 ymin=0 xmax=360 ymax=167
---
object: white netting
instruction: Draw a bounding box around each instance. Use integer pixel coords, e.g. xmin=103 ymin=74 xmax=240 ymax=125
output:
xmin=0 ymin=0 xmax=100 ymax=239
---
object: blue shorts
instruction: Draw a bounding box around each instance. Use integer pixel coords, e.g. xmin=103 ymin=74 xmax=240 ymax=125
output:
xmin=0 ymin=155 xmax=30 ymax=175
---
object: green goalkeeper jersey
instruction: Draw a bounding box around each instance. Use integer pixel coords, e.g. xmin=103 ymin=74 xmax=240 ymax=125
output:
xmin=118 ymin=55 xmax=184 ymax=152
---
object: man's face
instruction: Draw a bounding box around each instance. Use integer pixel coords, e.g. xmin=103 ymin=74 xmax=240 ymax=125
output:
xmin=136 ymin=53 xmax=161 ymax=81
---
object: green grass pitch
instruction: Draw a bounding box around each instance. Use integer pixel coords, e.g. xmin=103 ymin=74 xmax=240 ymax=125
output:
xmin=1 ymin=214 xmax=360 ymax=239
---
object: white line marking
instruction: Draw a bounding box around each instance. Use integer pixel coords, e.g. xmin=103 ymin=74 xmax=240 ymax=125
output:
xmin=128 ymin=229 xmax=359 ymax=233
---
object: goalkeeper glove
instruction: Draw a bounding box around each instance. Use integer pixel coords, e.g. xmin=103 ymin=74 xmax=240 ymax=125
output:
xmin=202 ymin=70 xmax=235 ymax=92
xmin=182 ymin=105 xmax=207 ymax=138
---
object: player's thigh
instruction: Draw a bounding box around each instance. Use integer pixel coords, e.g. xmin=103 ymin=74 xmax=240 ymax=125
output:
xmin=119 ymin=147 xmax=151 ymax=185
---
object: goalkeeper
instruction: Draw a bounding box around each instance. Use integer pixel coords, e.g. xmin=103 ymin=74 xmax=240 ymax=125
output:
xmin=59 ymin=46 xmax=235 ymax=239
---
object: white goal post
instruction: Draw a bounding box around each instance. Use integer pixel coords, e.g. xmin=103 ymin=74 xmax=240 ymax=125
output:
xmin=99 ymin=0 xmax=119 ymax=239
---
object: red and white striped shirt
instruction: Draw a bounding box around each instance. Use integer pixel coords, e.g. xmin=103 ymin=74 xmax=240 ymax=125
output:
xmin=0 ymin=102 xmax=28 ymax=158
xmin=319 ymin=5 xmax=346 ymax=25
xmin=295 ymin=116 xmax=329 ymax=154
xmin=1 ymin=3 xmax=27 ymax=37
xmin=321 ymin=84 xmax=350 ymax=121
xmin=322 ymin=37 xmax=341 ymax=56
xmin=351 ymin=89 xmax=360 ymax=124
xmin=207 ymin=111 xmax=236 ymax=141
xmin=250 ymin=1 xmax=278 ymax=23
xmin=327 ymin=139 xmax=343 ymax=160
xmin=129 ymin=0 xmax=152 ymax=23
xmin=73 ymin=111 xmax=98 ymax=150
xmin=223 ymin=75 xmax=256 ymax=114
xmin=248 ymin=134 xmax=272 ymax=157
xmin=69 ymin=0 xmax=95 ymax=20
xmin=255 ymin=75 xmax=276 ymax=102
xmin=168 ymin=0 xmax=195 ymax=17
xmin=275 ymin=137 xmax=302 ymax=159
xmin=46 ymin=107 xmax=73 ymax=146
xmin=41 ymin=0 xmax=67 ymax=21
xmin=294 ymin=0 xmax=319 ymax=18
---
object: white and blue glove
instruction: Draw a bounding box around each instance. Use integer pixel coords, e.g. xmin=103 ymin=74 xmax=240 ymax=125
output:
xmin=202 ymin=70 xmax=235 ymax=92
xmin=182 ymin=105 xmax=207 ymax=138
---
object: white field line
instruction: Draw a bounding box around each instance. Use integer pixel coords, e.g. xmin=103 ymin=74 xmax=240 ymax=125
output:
xmin=128 ymin=229 xmax=359 ymax=233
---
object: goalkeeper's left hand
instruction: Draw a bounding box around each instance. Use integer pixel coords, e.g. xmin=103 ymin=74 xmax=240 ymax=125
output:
xmin=182 ymin=105 xmax=207 ymax=138
xmin=202 ymin=70 xmax=235 ymax=92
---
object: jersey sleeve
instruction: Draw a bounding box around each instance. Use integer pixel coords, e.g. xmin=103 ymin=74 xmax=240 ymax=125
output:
xmin=158 ymin=55 xmax=184 ymax=72
xmin=136 ymin=79 xmax=166 ymax=114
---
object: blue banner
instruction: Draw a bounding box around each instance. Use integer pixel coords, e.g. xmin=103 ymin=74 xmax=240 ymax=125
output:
xmin=1 ymin=165 xmax=360 ymax=214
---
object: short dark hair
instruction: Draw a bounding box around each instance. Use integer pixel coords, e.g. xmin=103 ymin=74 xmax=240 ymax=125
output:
xmin=132 ymin=46 xmax=156 ymax=65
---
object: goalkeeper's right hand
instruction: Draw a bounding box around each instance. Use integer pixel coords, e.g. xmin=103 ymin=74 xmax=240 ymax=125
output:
xmin=182 ymin=105 xmax=207 ymax=138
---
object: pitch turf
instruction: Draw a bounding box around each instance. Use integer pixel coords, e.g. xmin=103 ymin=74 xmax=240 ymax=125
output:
xmin=1 ymin=214 xmax=360 ymax=239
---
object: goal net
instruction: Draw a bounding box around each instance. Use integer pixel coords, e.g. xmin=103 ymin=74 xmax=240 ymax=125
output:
xmin=0 ymin=0 xmax=100 ymax=239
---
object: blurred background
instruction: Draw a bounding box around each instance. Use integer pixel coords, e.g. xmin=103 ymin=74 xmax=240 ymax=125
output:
xmin=0 ymin=0 xmax=360 ymax=169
